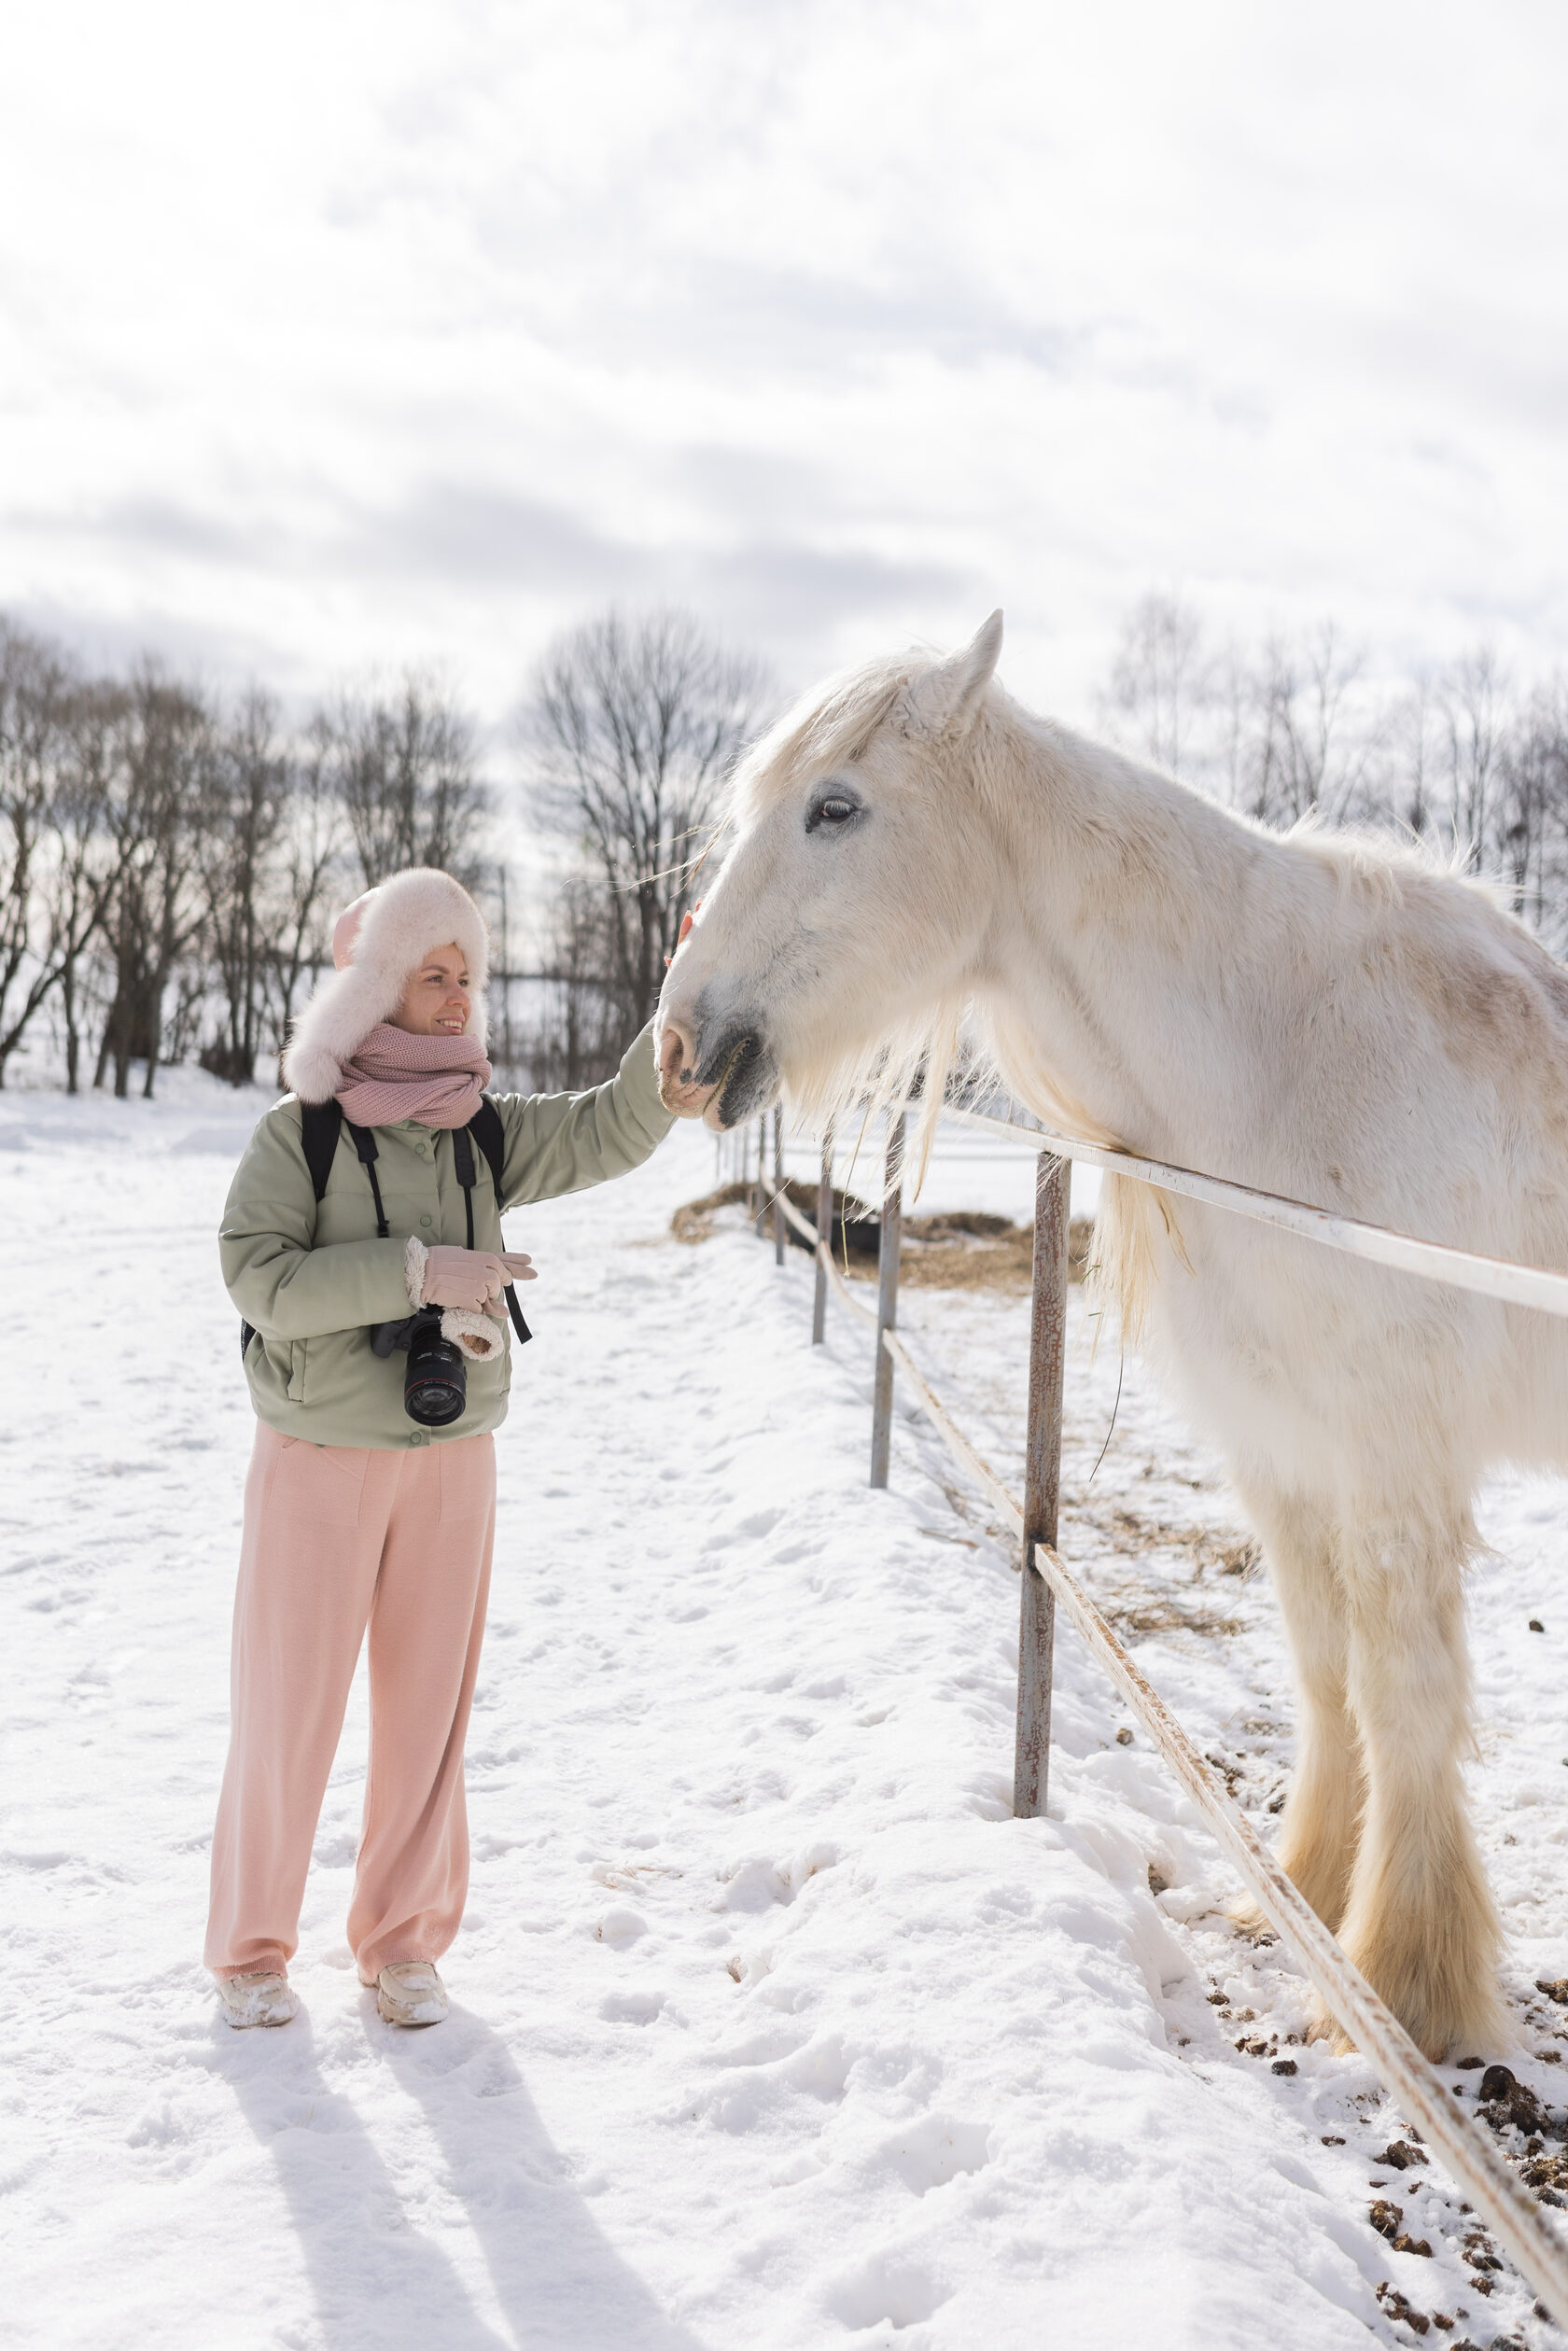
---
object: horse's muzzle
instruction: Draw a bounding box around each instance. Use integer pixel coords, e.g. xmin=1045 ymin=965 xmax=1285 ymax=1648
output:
xmin=658 ymin=999 xmax=779 ymax=1127
xmin=693 ymin=1021 xmax=777 ymax=1129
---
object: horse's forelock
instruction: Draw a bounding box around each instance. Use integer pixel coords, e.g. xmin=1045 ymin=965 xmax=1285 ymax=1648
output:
xmin=731 ymin=652 xmax=922 ymax=820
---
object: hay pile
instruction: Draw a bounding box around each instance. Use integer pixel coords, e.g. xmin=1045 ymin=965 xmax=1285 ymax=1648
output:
xmin=671 ymin=1182 xmax=1092 ymax=1294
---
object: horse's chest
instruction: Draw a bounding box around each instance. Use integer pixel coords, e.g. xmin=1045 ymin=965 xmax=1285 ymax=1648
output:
xmin=1148 ymin=1231 xmax=1375 ymax=1454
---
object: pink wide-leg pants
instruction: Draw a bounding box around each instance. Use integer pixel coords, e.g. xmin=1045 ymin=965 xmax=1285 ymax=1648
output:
xmin=205 ymin=1423 xmax=497 ymax=1982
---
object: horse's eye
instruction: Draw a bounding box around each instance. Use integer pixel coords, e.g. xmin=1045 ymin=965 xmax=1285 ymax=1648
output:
xmin=808 ymin=794 xmax=860 ymax=833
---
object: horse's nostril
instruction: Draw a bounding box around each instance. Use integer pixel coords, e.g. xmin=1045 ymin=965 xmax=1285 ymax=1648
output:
xmin=660 ymin=1016 xmax=697 ymax=1074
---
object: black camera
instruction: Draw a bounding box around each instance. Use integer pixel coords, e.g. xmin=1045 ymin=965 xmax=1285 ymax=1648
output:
xmin=371 ymin=1307 xmax=467 ymax=1427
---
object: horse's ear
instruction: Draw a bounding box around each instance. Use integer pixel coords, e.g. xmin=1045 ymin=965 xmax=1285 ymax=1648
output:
xmin=902 ymin=610 xmax=1004 ymax=740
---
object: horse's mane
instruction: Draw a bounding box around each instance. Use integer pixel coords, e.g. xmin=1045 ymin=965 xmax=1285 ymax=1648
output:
xmin=729 ymin=653 xmax=919 ymax=822
xmin=1278 ymin=808 xmax=1508 ymax=909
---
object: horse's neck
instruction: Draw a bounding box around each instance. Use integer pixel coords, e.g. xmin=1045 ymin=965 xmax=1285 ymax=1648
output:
xmin=978 ymin=710 xmax=1297 ymax=1164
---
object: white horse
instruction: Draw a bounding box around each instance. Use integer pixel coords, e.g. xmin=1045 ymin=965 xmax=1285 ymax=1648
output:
xmin=654 ymin=611 xmax=1568 ymax=2061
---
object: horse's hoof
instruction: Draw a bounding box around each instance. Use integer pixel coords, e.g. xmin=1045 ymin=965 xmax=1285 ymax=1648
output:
xmin=1225 ymin=1892 xmax=1275 ymax=1943
xmin=1305 ymin=1995 xmax=1352 ymax=2053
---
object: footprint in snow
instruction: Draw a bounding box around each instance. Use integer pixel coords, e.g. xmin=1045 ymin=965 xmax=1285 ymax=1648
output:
xmin=880 ymin=2114 xmax=992 ymax=2195
xmin=599 ymin=1989 xmax=664 ymax=2024
xmin=827 ymin=2256 xmax=951 ymax=2334
xmin=593 ymin=1907 xmax=647 ymax=1946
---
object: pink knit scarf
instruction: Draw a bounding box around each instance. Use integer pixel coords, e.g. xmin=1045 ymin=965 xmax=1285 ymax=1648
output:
xmin=334 ymin=1024 xmax=493 ymax=1129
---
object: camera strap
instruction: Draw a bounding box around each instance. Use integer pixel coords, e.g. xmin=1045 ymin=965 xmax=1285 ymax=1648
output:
xmin=455 ymin=1113 xmax=532 ymax=1348
xmin=346 ymin=1120 xmax=389 ymax=1238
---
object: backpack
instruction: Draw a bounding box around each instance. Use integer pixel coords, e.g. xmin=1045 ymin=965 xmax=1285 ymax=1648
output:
xmin=239 ymin=1095 xmax=532 ymax=1359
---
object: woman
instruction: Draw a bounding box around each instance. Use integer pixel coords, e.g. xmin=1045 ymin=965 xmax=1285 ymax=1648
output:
xmin=208 ymin=866 xmax=673 ymax=2029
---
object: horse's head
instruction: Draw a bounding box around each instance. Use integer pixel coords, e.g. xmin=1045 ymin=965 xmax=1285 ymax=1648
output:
xmin=656 ymin=611 xmax=1005 ymax=1128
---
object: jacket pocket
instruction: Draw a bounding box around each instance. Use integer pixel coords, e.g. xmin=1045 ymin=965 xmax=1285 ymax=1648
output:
xmin=287 ymin=1342 xmax=306 ymax=1403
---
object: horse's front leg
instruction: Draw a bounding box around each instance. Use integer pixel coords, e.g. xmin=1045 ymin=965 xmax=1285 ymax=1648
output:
xmin=1336 ymin=1508 xmax=1504 ymax=2060
xmin=1239 ymin=1482 xmax=1364 ymax=1932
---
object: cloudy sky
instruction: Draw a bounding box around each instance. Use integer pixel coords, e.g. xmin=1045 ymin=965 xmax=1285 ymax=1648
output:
xmin=3 ymin=0 xmax=1566 ymax=727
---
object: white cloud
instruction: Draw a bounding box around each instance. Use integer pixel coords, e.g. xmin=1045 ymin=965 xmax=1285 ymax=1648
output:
xmin=2 ymin=0 xmax=1565 ymax=722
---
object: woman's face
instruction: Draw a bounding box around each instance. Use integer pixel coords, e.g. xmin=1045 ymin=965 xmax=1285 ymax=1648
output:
xmin=391 ymin=943 xmax=471 ymax=1036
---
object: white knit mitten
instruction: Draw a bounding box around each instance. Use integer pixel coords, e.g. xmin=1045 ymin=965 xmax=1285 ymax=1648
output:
xmin=439 ymin=1307 xmax=505 ymax=1362
xmin=404 ymin=1235 xmax=429 ymax=1310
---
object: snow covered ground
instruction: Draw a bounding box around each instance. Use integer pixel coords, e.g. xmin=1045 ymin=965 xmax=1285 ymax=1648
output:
xmin=6 ymin=1071 xmax=1568 ymax=2350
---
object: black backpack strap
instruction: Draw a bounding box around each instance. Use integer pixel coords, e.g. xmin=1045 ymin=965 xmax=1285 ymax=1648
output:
xmin=300 ymin=1098 xmax=387 ymax=1236
xmin=299 ymin=1099 xmax=345 ymax=1205
xmin=471 ymin=1095 xmax=508 ymax=1205
xmin=244 ymin=1099 xmax=390 ymax=1371
xmin=244 ymin=1099 xmax=343 ymax=1364
xmin=459 ymin=1095 xmax=531 ymax=1348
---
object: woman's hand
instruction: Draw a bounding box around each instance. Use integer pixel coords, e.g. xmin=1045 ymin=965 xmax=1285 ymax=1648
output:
xmin=421 ymin=1246 xmax=525 ymax=1310
xmin=482 ymin=1252 xmax=538 ymax=1318
xmin=664 ymin=901 xmax=701 ymax=969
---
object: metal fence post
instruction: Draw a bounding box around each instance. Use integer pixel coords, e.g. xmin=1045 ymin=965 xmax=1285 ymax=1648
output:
xmin=753 ymin=1117 xmax=768 ymax=1239
xmin=811 ymin=1129 xmax=833 ymax=1344
xmin=870 ymin=1111 xmax=905 ymax=1488
xmin=773 ymin=1104 xmax=786 ymax=1266
xmin=1015 ymin=1150 xmax=1069 ymax=1818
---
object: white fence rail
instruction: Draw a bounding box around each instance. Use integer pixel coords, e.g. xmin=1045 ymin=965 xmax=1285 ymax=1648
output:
xmin=949 ymin=1104 xmax=1568 ymax=1320
xmin=755 ymin=1106 xmax=1568 ymax=2327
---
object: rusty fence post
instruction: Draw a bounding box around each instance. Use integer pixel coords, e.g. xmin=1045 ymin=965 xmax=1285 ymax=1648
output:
xmin=773 ymin=1104 xmax=786 ymax=1266
xmin=1015 ymin=1149 xmax=1069 ymax=1818
xmin=811 ymin=1129 xmax=833 ymax=1344
xmin=870 ymin=1111 xmax=905 ymax=1488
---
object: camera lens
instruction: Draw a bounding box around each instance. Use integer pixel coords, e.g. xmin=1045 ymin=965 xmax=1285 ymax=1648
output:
xmin=404 ymin=1317 xmax=466 ymax=1426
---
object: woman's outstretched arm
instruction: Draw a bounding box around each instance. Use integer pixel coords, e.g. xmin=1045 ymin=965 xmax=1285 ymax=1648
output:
xmin=496 ymin=1021 xmax=675 ymax=1208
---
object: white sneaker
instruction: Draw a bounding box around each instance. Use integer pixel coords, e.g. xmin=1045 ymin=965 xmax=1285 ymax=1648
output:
xmin=372 ymin=1961 xmax=448 ymax=2027
xmin=217 ymin=1971 xmax=299 ymax=2029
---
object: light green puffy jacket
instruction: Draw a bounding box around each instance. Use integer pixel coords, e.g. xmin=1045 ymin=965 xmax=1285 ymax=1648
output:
xmin=220 ymin=1022 xmax=674 ymax=1449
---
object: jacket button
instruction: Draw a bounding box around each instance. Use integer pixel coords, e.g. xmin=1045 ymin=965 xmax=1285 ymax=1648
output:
xmin=420 ymin=1214 xmax=432 ymax=1227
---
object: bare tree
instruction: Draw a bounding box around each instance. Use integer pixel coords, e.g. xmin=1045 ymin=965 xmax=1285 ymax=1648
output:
xmin=521 ymin=871 xmax=624 ymax=1090
xmin=43 ymin=678 xmax=126 ymax=1093
xmin=1097 ymin=594 xmax=1568 ymax=954
xmin=1099 ymin=592 xmax=1211 ymax=779
xmin=523 ymin=609 xmax=770 ymax=1044
xmin=94 ymin=666 xmax=213 ymax=1099
xmin=0 ymin=625 xmax=79 ymax=1087
xmin=1392 ymin=672 xmax=1440 ymax=844
xmin=1239 ymin=623 xmax=1384 ymax=829
xmin=267 ymin=712 xmax=347 ymax=1079
xmin=0 ymin=613 xmax=770 ymax=1099
xmin=330 ymin=675 xmax=488 ymax=889
xmin=1100 ymin=601 xmax=1387 ymax=830
xmin=200 ymin=690 xmax=290 ymax=1085
xmin=1437 ymin=646 xmax=1507 ymax=871
xmin=1497 ymin=683 xmax=1568 ymax=945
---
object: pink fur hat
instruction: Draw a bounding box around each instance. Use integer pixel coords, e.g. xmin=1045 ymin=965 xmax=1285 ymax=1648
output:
xmin=281 ymin=867 xmax=491 ymax=1104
